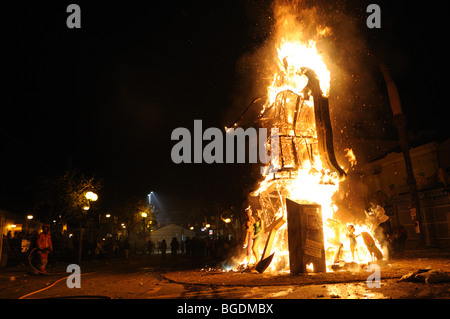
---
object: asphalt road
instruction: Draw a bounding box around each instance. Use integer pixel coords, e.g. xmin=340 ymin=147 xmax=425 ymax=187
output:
xmin=1 ymin=255 xmax=450 ymax=300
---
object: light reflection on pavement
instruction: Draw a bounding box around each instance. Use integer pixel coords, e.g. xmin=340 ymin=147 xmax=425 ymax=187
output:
xmin=181 ymin=281 xmax=389 ymax=299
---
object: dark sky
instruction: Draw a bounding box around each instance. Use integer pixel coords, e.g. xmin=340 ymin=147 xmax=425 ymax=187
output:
xmin=2 ymin=1 xmax=448 ymax=222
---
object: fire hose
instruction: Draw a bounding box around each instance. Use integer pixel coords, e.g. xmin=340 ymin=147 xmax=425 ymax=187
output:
xmin=18 ymin=271 xmax=98 ymax=299
xmin=27 ymin=247 xmax=67 ymax=275
xmin=21 ymin=247 xmax=98 ymax=299
xmin=18 ymin=274 xmax=74 ymax=299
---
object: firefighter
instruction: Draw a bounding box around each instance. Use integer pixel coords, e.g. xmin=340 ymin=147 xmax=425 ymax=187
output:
xmin=37 ymin=224 xmax=53 ymax=273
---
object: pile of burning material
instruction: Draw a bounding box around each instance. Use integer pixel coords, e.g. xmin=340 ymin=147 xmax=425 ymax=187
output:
xmin=326 ymin=204 xmax=388 ymax=272
xmin=227 ymin=7 xmax=387 ymax=275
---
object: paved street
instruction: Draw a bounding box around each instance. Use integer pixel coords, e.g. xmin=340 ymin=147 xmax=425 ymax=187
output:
xmin=1 ymin=254 xmax=449 ymax=300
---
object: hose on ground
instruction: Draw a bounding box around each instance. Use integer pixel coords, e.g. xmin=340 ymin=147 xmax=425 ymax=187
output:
xmin=27 ymin=247 xmax=67 ymax=275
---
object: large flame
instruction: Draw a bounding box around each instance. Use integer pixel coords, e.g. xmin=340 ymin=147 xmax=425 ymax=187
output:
xmin=243 ymin=37 xmax=385 ymax=272
xmin=266 ymin=39 xmax=330 ymax=114
xmin=231 ymin=4 xmax=386 ymax=273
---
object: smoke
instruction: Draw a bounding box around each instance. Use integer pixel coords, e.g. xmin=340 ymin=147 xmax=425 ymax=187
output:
xmin=226 ymin=1 xmax=393 ymax=223
xmin=225 ymin=0 xmax=391 ymax=156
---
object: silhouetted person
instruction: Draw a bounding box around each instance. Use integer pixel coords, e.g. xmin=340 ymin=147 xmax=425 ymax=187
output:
xmin=147 ymin=239 xmax=155 ymax=255
xmin=185 ymin=237 xmax=192 ymax=257
xmin=170 ymin=237 xmax=179 ymax=260
xmin=123 ymin=239 xmax=130 ymax=259
xmin=160 ymin=239 xmax=167 ymax=259
xmin=391 ymin=225 xmax=408 ymax=258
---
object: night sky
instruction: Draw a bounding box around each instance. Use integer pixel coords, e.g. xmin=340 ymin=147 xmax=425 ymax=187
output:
xmin=2 ymin=1 xmax=448 ymax=223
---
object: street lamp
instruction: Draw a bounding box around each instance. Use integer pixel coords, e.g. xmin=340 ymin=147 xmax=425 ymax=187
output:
xmin=79 ymin=191 xmax=98 ymax=265
xmin=25 ymin=215 xmax=34 ymax=234
xmin=85 ymin=191 xmax=98 ymax=201
xmin=141 ymin=212 xmax=148 ymax=253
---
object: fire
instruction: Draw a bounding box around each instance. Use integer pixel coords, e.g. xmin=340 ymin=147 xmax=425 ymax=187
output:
xmin=265 ymin=39 xmax=330 ymax=114
xmin=344 ymin=148 xmax=357 ymax=168
xmin=231 ymin=5 xmax=386 ymax=274
xmin=243 ymin=38 xmax=384 ymax=272
xmin=278 ymin=39 xmax=329 ymax=96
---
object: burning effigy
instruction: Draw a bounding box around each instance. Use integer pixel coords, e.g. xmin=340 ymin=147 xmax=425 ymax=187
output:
xmin=226 ymin=2 xmax=388 ymax=274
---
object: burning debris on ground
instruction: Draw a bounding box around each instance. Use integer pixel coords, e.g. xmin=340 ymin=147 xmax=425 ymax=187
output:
xmin=162 ymin=258 xmax=450 ymax=289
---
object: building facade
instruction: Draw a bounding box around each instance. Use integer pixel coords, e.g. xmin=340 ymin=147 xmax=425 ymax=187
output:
xmin=360 ymin=139 xmax=450 ymax=248
xmin=150 ymin=224 xmax=196 ymax=246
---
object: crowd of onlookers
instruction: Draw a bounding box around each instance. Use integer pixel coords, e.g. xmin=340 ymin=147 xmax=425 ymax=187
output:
xmin=1 ymin=220 xmax=410 ymax=269
xmin=1 ymin=230 xmax=38 ymax=266
xmin=1 ymin=229 xmax=240 ymax=267
xmin=152 ymin=235 xmax=239 ymax=261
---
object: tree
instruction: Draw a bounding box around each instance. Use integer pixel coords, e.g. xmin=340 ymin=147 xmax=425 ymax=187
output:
xmin=116 ymin=198 xmax=157 ymax=235
xmin=32 ymin=169 xmax=102 ymax=228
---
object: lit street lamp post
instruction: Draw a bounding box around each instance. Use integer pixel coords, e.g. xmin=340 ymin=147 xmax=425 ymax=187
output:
xmin=141 ymin=212 xmax=147 ymax=253
xmin=79 ymin=191 xmax=98 ymax=265
xmin=25 ymin=215 xmax=33 ymax=234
